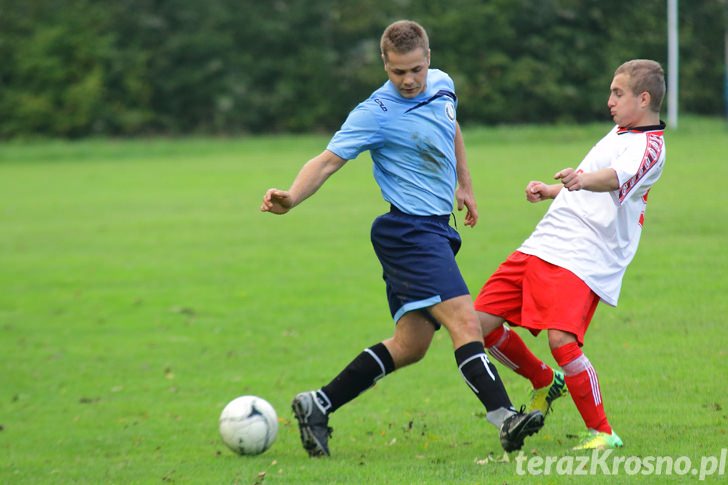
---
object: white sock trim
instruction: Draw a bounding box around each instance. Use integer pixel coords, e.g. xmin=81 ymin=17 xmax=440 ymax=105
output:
xmin=458 ymin=353 xmax=496 ymax=393
xmin=487 ymin=407 xmax=516 ymax=428
xmin=488 ymin=347 xmax=519 ymax=371
xmin=364 ymin=347 xmax=387 ymax=382
xmin=314 ymin=390 xmax=332 ymax=414
xmin=561 ymin=354 xmax=602 ymax=406
xmin=561 ymin=353 xmax=590 ymax=376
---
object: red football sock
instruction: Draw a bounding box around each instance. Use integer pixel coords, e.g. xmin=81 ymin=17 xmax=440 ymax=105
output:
xmin=484 ymin=325 xmax=553 ymax=389
xmin=552 ymin=342 xmax=611 ymax=434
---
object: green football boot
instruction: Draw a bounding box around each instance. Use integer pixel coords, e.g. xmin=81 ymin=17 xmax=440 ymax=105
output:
xmin=572 ymin=429 xmax=624 ymax=450
xmin=527 ymin=370 xmax=568 ymax=416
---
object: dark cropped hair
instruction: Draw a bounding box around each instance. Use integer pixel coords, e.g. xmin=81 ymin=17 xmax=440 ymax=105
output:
xmin=380 ymin=20 xmax=429 ymax=59
xmin=615 ymin=59 xmax=666 ymax=112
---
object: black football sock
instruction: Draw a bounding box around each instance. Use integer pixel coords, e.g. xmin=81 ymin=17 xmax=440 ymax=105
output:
xmin=455 ymin=341 xmax=515 ymax=417
xmin=319 ymin=342 xmax=395 ymax=414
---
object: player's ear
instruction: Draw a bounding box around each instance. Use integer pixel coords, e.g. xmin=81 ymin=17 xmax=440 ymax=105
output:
xmin=639 ymin=91 xmax=651 ymax=110
xmin=381 ymin=52 xmax=387 ymax=69
xmin=426 ymin=49 xmax=431 ymax=65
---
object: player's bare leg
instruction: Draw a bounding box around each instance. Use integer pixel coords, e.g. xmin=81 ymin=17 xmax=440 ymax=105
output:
xmin=430 ymin=296 xmax=544 ymax=451
xmin=292 ymin=311 xmax=433 ymax=457
xmin=382 ymin=311 xmax=435 ymax=368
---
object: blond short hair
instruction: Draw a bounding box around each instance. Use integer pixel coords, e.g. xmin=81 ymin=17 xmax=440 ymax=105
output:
xmin=615 ymin=59 xmax=666 ymax=112
xmin=380 ymin=20 xmax=429 ymax=59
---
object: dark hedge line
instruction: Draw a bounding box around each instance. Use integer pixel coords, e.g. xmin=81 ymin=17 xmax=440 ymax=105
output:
xmin=0 ymin=0 xmax=724 ymax=137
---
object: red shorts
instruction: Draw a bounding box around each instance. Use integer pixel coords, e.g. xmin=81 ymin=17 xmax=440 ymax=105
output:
xmin=474 ymin=251 xmax=600 ymax=345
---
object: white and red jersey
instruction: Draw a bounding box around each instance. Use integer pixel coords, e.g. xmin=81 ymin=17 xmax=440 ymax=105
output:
xmin=518 ymin=123 xmax=666 ymax=306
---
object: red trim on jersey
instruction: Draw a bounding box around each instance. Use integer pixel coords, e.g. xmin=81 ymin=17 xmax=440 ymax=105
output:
xmin=618 ymin=132 xmax=664 ymax=203
xmin=638 ymin=189 xmax=651 ymax=227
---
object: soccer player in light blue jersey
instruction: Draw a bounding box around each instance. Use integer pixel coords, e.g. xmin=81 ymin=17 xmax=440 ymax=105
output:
xmin=261 ymin=20 xmax=543 ymax=457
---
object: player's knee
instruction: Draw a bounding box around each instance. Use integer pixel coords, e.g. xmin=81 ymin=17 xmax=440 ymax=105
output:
xmin=547 ymin=329 xmax=577 ymax=352
xmin=478 ymin=311 xmax=504 ymax=337
xmin=467 ymin=321 xmax=483 ymax=341
xmin=386 ymin=337 xmax=429 ymax=368
xmin=449 ymin=303 xmax=481 ymax=331
xmin=404 ymin=347 xmax=428 ymax=366
xmin=396 ymin=345 xmax=428 ymax=368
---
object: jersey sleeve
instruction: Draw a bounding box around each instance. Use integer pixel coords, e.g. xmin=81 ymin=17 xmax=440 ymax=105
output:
xmin=326 ymin=103 xmax=382 ymax=161
xmin=610 ymin=133 xmax=665 ymax=205
xmin=428 ymin=69 xmax=458 ymax=110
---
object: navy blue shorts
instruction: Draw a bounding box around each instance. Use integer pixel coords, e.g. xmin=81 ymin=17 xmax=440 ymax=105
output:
xmin=370 ymin=206 xmax=470 ymax=326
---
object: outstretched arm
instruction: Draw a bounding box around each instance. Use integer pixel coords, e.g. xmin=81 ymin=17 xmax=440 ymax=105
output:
xmin=525 ymin=167 xmax=620 ymax=203
xmin=554 ymin=167 xmax=619 ymax=192
xmin=260 ymin=150 xmax=347 ymax=215
xmin=525 ymin=180 xmax=562 ymax=203
xmin=454 ymin=122 xmax=478 ymax=227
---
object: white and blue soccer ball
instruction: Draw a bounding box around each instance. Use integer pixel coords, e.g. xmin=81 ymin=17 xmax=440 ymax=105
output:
xmin=219 ymin=395 xmax=278 ymax=455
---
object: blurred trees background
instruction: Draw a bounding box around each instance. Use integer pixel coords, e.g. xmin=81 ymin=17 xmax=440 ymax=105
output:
xmin=0 ymin=0 xmax=725 ymax=138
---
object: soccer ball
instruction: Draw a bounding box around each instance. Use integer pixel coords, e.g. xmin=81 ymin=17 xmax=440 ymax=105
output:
xmin=219 ymin=395 xmax=278 ymax=455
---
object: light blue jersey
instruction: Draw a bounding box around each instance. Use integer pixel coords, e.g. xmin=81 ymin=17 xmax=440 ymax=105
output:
xmin=327 ymin=69 xmax=458 ymax=216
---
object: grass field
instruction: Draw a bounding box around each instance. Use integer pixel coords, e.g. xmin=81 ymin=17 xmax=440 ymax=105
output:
xmin=1 ymin=117 xmax=727 ymax=484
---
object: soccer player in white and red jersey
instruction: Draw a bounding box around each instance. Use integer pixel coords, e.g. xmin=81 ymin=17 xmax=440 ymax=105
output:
xmin=473 ymin=59 xmax=666 ymax=450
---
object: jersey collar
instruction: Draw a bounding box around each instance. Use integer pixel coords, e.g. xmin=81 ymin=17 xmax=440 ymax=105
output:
xmin=617 ymin=120 xmax=666 ymax=135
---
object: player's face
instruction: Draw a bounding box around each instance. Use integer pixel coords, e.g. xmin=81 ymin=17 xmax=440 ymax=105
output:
xmin=608 ymin=73 xmax=650 ymax=128
xmin=383 ymin=48 xmax=430 ymax=98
